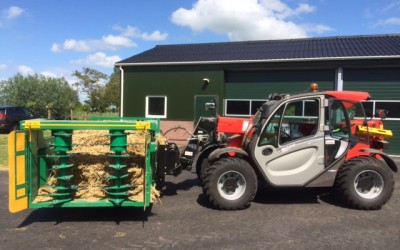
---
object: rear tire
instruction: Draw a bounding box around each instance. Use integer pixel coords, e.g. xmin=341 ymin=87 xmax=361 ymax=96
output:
xmin=203 ymin=157 xmax=257 ymax=210
xmin=335 ymin=156 xmax=394 ymax=210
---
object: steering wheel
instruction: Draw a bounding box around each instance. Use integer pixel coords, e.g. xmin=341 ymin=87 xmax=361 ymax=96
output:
xmin=280 ymin=129 xmax=290 ymax=139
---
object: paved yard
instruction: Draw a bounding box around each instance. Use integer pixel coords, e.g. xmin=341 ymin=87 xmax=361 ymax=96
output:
xmin=0 ymin=166 xmax=399 ymax=249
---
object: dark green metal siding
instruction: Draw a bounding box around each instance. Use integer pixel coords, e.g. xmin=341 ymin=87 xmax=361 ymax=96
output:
xmin=225 ymin=69 xmax=335 ymax=99
xmin=343 ymin=68 xmax=400 ymax=100
xmin=122 ymin=67 xmax=224 ymax=121
xmin=380 ymin=120 xmax=400 ymax=155
xmin=194 ymin=95 xmax=219 ymax=123
xmin=343 ymin=67 xmax=400 ymax=154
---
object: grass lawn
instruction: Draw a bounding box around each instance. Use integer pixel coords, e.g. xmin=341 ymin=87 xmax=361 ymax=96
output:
xmin=0 ymin=133 xmax=8 ymax=171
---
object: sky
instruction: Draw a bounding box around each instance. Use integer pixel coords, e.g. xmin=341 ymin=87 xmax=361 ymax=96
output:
xmin=0 ymin=0 xmax=399 ymax=82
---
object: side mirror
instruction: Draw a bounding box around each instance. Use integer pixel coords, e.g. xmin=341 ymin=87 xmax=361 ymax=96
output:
xmin=376 ymin=109 xmax=388 ymax=119
xmin=205 ymin=102 xmax=215 ymax=111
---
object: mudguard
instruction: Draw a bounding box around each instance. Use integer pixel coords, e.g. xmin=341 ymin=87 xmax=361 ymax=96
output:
xmin=192 ymin=144 xmax=218 ymax=172
xmin=360 ymin=148 xmax=398 ymax=172
xmin=194 ymin=144 xmax=218 ymax=168
xmin=208 ymin=147 xmax=249 ymax=163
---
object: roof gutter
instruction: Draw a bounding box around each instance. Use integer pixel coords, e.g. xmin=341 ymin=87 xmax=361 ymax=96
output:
xmin=115 ymin=55 xmax=400 ymax=67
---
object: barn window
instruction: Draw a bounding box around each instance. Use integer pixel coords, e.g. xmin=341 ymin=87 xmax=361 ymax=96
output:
xmin=225 ymin=100 xmax=250 ymax=116
xmin=362 ymin=101 xmax=400 ymax=120
xmin=375 ymin=101 xmax=400 ymax=119
xmin=146 ymin=96 xmax=167 ymax=118
xmin=225 ymin=99 xmax=266 ymax=116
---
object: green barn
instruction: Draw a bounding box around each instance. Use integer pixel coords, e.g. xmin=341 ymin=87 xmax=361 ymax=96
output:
xmin=115 ymin=34 xmax=400 ymax=154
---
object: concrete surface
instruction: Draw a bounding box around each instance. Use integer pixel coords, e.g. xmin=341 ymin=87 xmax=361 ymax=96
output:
xmin=0 ymin=164 xmax=399 ymax=249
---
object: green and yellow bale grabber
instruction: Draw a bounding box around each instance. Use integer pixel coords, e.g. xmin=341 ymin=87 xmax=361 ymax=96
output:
xmin=8 ymin=118 xmax=165 ymax=213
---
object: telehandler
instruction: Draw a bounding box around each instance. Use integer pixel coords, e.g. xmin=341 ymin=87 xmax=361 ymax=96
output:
xmin=164 ymin=83 xmax=397 ymax=210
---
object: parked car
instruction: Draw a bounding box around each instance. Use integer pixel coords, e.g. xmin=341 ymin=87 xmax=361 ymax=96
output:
xmin=0 ymin=106 xmax=42 ymax=133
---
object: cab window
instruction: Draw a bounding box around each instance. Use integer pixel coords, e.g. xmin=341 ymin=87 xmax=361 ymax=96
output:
xmin=258 ymin=98 xmax=320 ymax=147
xmin=328 ymin=100 xmax=351 ymax=140
xmin=258 ymin=105 xmax=284 ymax=147
xmin=279 ymin=99 xmax=319 ymax=144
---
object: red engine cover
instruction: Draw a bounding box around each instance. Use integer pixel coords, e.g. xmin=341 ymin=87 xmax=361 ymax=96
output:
xmin=217 ymin=116 xmax=250 ymax=135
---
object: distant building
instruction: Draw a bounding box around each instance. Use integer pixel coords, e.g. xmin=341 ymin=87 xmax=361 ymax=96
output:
xmin=115 ymin=34 xmax=400 ymax=154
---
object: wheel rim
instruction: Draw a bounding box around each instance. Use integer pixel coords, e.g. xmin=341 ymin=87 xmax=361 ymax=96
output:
xmin=217 ymin=170 xmax=246 ymax=200
xmin=354 ymin=170 xmax=384 ymax=199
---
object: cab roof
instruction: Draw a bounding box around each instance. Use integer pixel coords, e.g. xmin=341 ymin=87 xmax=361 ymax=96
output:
xmin=324 ymin=91 xmax=370 ymax=101
xmin=284 ymin=90 xmax=371 ymax=102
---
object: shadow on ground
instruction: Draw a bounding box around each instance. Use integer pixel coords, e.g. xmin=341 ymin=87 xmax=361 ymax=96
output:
xmin=18 ymin=206 xmax=153 ymax=228
xmin=162 ymin=177 xmax=200 ymax=196
xmin=195 ymin=181 xmax=346 ymax=209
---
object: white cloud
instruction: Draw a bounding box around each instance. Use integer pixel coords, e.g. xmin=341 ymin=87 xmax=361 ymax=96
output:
xmin=366 ymin=1 xmax=400 ymax=23
xmin=294 ymin=3 xmax=315 ymax=15
xmin=374 ymin=17 xmax=400 ymax=26
xmin=63 ymin=39 xmax=93 ymax=52
xmin=380 ymin=1 xmax=400 ymax=13
xmin=171 ymin=0 xmax=329 ymax=41
xmin=52 ymin=25 xmax=167 ymax=53
xmin=113 ymin=25 xmax=140 ymax=38
xmin=71 ymin=52 xmax=122 ymax=68
xmin=102 ymin=35 xmax=136 ymax=50
xmin=50 ymin=43 xmax=62 ymax=53
xmin=40 ymin=71 xmax=58 ymax=78
xmin=304 ymin=24 xmax=334 ymax=34
xmin=112 ymin=25 xmax=168 ymax=41
xmin=18 ymin=65 xmax=35 ymax=76
xmin=141 ymin=30 xmax=168 ymax=41
xmin=6 ymin=6 xmax=24 ymax=19
xmin=0 ymin=64 xmax=7 ymax=71
xmin=51 ymin=38 xmax=126 ymax=53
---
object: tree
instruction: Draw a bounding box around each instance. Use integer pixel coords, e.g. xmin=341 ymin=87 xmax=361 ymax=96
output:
xmin=104 ymin=67 xmax=121 ymax=111
xmin=72 ymin=67 xmax=109 ymax=112
xmin=0 ymin=73 xmax=79 ymax=119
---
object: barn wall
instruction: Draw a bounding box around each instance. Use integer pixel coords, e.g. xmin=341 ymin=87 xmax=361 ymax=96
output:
xmin=343 ymin=67 xmax=400 ymax=154
xmin=122 ymin=65 xmax=224 ymax=121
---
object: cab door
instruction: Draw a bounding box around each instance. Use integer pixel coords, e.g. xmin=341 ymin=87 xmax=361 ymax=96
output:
xmin=253 ymin=97 xmax=326 ymax=186
xmin=8 ymin=130 xmax=28 ymax=213
xmin=324 ymin=99 xmax=352 ymax=166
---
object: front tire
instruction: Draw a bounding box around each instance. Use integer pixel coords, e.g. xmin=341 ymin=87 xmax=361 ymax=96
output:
xmin=196 ymin=154 xmax=209 ymax=184
xmin=335 ymin=156 xmax=394 ymax=210
xmin=203 ymin=157 xmax=257 ymax=210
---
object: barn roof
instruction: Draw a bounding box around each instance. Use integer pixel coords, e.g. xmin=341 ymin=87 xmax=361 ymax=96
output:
xmin=116 ymin=34 xmax=400 ymax=66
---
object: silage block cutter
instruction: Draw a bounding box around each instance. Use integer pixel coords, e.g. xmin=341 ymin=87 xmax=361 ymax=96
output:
xmin=8 ymin=118 xmax=165 ymax=213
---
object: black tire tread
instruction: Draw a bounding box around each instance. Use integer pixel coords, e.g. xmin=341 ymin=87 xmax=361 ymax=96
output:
xmin=203 ymin=157 xmax=257 ymax=210
xmin=336 ymin=156 xmax=394 ymax=210
xmin=196 ymin=154 xmax=209 ymax=185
